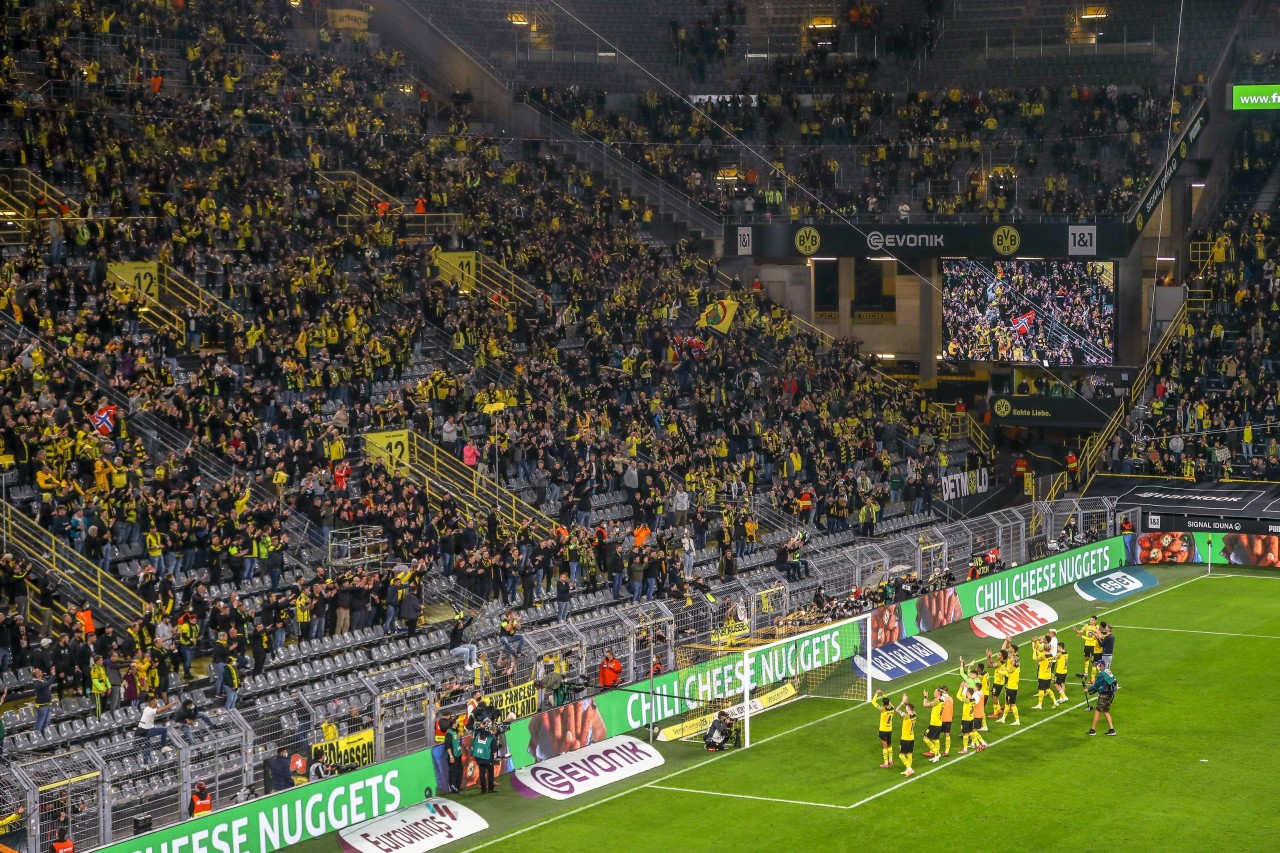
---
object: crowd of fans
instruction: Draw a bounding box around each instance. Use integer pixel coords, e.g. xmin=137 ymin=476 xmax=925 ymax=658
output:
xmin=0 ymin=0 xmax=981 ymax=751
xmin=942 ymin=258 xmax=1116 ymax=365
xmin=526 ymin=76 xmax=1192 ymax=223
xmin=1105 ymin=120 xmax=1280 ymax=481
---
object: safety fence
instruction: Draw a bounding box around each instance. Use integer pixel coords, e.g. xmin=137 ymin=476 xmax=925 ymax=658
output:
xmin=0 ymin=497 xmax=1117 ymax=852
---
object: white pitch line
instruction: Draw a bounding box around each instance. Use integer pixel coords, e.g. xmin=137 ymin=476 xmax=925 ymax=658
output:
xmin=1089 ymin=571 xmax=1209 ymax=618
xmin=458 ymin=572 xmax=1208 ymax=849
xmin=649 ymin=784 xmax=847 ymax=810
xmin=1207 ymin=572 xmax=1280 ymax=579
xmin=455 ymin=704 xmax=861 ymax=851
xmin=1111 ymin=625 xmax=1280 ymax=640
xmin=841 ymin=700 xmax=1088 ymax=810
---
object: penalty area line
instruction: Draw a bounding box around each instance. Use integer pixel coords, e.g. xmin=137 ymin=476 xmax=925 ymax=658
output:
xmin=648 ymin=784 xmax=847 ymax=810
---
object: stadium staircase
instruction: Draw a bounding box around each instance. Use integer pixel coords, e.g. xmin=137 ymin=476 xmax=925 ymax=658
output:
xmin=1031 ymin=297 xmax=1190 ymax=534
xmin=0 ymin=500 xmax=147 ymax=633
xmin=105 ymin=263 xmax=244 ymax=341
xmin=363 ymin=428 xmax=557 ymax=537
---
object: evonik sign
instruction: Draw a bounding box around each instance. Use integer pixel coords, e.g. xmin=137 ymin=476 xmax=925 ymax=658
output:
xmin=512 ymin=735 xmax=665 ymax=800
xmin=865 ymin=231 xmax=945 ymax=251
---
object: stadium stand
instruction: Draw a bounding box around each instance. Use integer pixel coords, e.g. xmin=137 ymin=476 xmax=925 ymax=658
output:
xmin=0 ymin=0 xmax=1260 ymax=848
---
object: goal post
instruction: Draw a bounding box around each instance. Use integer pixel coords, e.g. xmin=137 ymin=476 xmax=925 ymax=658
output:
xmin=739 ymin=612 xmax=875 ymax=749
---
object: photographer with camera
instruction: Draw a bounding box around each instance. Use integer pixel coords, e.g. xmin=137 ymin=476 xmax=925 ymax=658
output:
xmin=1084 ymin=662 xmax=1118 ymax=736
xmin=704 ymin=710 xmax=734 ymax=752
xmin=471 ymin=722 xmax=499 ymax=794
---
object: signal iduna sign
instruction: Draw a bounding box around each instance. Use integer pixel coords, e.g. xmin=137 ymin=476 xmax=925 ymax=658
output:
xmin=337 ymin=799 xmax=487 ymax=853
xmin=970 ymin=599 xmax=1059 ymax=640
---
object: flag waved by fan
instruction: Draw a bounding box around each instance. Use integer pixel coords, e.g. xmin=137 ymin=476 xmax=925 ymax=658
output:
xmin=1011 ymin=310 xmax=1036 ymax=335
xmin=696 ymin=298 xmax=739 ymax=334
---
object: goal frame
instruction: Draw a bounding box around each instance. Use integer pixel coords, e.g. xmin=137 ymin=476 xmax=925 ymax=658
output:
xmin=739 ymin=611 xmax=875 ymax=748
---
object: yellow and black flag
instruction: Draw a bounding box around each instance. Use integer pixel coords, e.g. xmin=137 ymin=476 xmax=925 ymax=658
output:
xmin=696 ymin=298 xmax=739 ymax=334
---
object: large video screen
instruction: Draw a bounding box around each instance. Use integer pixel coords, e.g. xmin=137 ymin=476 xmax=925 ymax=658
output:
xmin=942 ymin=258 xmax=1115 ymax=365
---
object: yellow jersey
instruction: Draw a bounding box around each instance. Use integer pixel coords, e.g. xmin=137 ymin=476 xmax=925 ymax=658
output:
xmin=879 ymin=709 xmax=895 ymax=733
xmin=901 ymin=714 xmax=916 ymax=742
xmin=980 ymin=672 xmax=991 ymax=695
xmin=961 ymin=697 xmax=975 ymax=722
xmin=1081 ymin=624 xmax=1098 ymax=650
xmin=1055 ymin=650 xmax=1070 ymax=675
xmin=993 ymin=662 xmax=1007 ymax=686
xmin=1006 ymin=658 xmax=1022 ymax=690
xmin=1037 ymin=655 xmax=1053 ymax=680
xmin=929 ymin=701 xmax=944 ymax=727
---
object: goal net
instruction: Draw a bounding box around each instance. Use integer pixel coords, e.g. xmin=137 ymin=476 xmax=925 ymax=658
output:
xmin=727 ymin=614 xmax=875 ymax=748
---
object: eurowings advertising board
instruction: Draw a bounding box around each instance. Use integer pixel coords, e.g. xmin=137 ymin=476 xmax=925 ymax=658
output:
xmin=97 ymin=753 xmax=436 ymax=853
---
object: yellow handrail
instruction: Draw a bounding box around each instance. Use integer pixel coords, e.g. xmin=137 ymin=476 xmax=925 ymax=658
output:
xmin=0 ymin=168 xmax=81 ymax=218
xmin=318 ymin=171 xmax=406 ymax=216
xmin=336 ymin=212 xmax=463 ymax=234
xmin=364 ymin=429 xmax=556 ymax=535
xmin=160 ymin=264 xmax=244 ymax=327
xmin=0 ymin=500 xmax=147 ymax=627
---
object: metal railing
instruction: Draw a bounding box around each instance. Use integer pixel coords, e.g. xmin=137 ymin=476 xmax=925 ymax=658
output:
xmin=0 ymin=492 xmax=1114 ymax=853
xmin=363 ymin=428 xmax=556 ymax=535
xmin=318 ymin=171 xmax=406 ymax=216
xmin=336 ymin=211 xmax=463 ymax=234
xmin=0 ymin=500 xmax=147 ymax=631
xmin=0 ymin=168 xmax=81 ymax=218
xmin=1030 ymin=297 xmax=1192 ymax=535
xmin=523 ymin=100 xmax=725 ymax=238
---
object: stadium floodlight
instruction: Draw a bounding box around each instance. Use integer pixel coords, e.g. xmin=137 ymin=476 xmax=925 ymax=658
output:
xmin=735 ymin=613 xmax=875 ymax=748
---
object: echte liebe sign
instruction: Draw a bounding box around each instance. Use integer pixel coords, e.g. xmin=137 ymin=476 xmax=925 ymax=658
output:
xmin=511 ymin=735 xmax=665 ymax=800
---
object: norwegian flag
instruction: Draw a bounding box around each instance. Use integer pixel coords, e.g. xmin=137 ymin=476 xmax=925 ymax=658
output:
xmin=91 ymin=405 xmax=118 ymax=436
xmin=1011 ymin=310 xmax=1035 ymax=335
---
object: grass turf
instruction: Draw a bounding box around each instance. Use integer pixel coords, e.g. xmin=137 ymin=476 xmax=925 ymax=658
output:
xmin=296 ymin=565 xmax=1280 ymax=853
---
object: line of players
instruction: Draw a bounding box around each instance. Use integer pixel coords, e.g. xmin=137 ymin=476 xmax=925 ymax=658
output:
xmin=874 ymin=616 xmax=1106 ymax=777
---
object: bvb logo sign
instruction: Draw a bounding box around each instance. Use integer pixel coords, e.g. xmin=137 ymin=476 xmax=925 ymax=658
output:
xmin=992 ymin=225 xmax=1021 ymax=256
xmin=794 ymin=226 xmax=821 ymax=255
xmin=1135 ymin=213 xmax=1144 ymax=232
xmin=1179 ymin=140 xmax=1188 ymax=158
xmin=993 ymin=398 xmax=1012 ymax=418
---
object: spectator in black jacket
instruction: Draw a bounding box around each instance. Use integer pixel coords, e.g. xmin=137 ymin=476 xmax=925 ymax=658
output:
xmin=267 ymin=747 xmax=294 ymax=793
xmin=398 ymin=588 xmax=422 ymax=638
xmin=448 ymin=613 xmax=478 ymax=670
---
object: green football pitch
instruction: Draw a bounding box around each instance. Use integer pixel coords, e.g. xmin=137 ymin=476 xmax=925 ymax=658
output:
xmin=299 ymin=566 xmax=1280 ymax=852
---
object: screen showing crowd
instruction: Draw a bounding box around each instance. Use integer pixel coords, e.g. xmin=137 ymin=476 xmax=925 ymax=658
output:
xmin=941 ymin=258 xmax=1116 ymax=366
